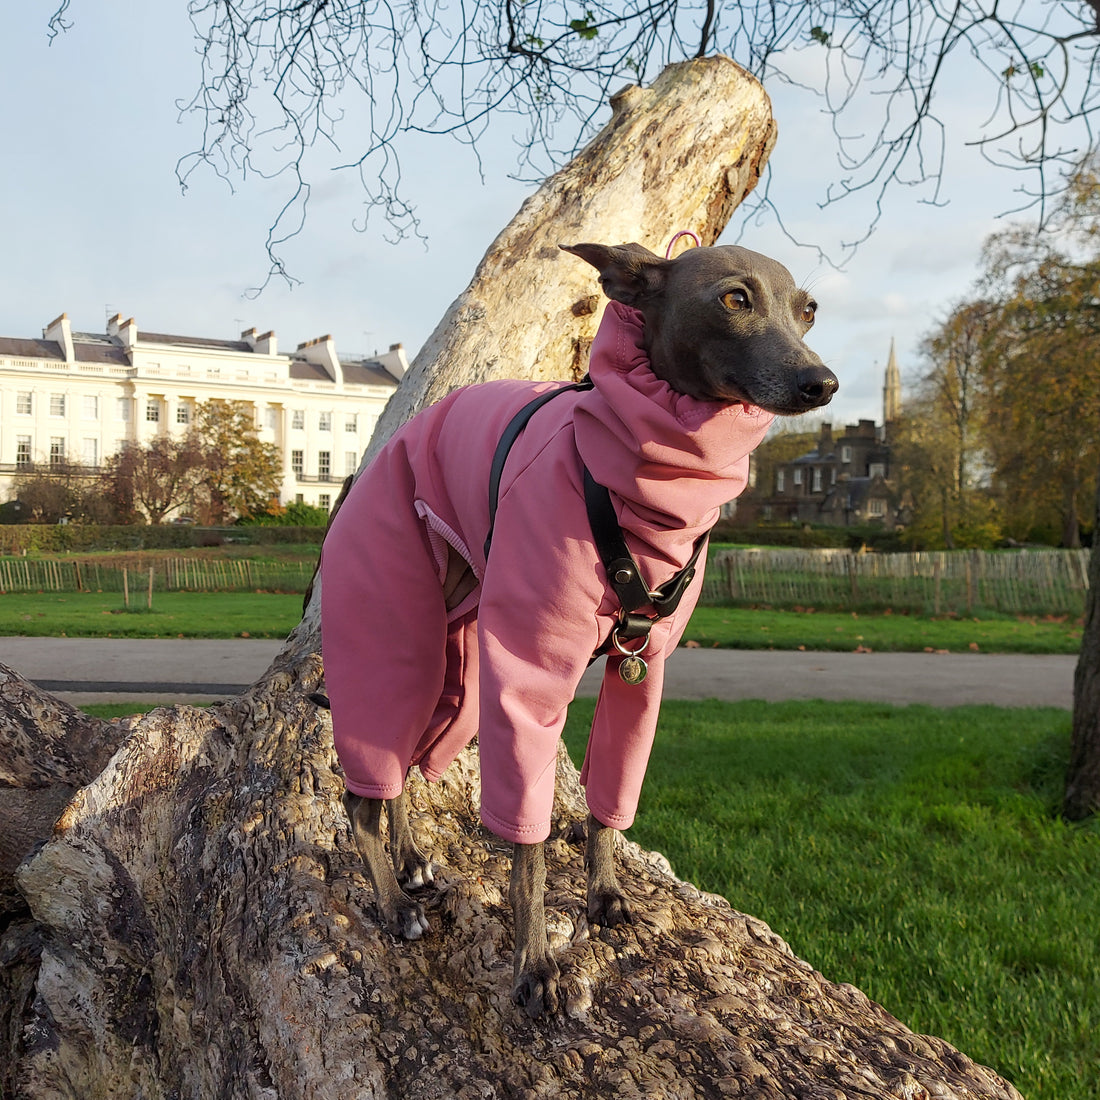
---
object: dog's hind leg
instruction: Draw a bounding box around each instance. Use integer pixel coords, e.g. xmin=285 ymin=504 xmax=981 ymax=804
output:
xmin=388 ymin=788 xmax=434 ymax=889
xmin=344 ymin=791 xmax=430 ymax=940
xmin=585 ymin=813 xmax=632 ymax=927
xmin=509 ymin=841 xmax=560 ymax=1018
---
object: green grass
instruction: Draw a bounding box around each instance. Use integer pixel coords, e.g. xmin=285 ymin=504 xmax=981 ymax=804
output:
xmin=0 ymin=590 xmax=300 ymax=638
xmin=0 ymin=590 xmax=1083 ymax=652
xmin=562 ymin=699 xmax=1097 ymax=1100
xmin=686 ymin=606 xmax=1083 ymax=654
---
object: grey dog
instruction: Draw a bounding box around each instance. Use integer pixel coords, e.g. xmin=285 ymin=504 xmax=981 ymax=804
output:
xmin=334 ymin=241 xmax=838 ymax=1017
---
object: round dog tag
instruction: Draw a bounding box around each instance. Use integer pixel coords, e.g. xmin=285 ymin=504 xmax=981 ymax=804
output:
xmin=618 ymin=654 xmax=648 ymax=685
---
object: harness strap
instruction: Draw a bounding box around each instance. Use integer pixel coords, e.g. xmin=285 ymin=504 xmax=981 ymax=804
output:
xmin=484 ymin=378 xmax=708 ymax=653
xmin=583 ymin=468 xmax=707 ymax=641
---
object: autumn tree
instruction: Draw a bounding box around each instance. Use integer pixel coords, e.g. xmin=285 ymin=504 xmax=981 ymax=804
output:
xmin=104 ymin=436 xmax=205 ymax=525
xmin=191 ymin=400 xmax=283 ymax=523
xmin=8 ymin=462 xmax=116 ymax=525
xmin=980 ymin=222 xmax=1100 ymax=548
xmin=898 ymin=302 xmax=1001 ymax=549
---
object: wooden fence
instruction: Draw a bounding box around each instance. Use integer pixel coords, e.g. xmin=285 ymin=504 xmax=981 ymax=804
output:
xmin=701 ymin=548 xmax=1092 ymax=616
xmin=2 ymin=548 xmax=1093 ymax=616
xmin=0 ymin=557 xmax=314 ymax=595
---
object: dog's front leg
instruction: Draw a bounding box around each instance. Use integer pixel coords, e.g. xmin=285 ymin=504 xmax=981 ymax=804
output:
xmin=343 ymin=791 xmax=430 ymax=940
xmin=387 ymin=789 xmax=434 ymax=889
xmin=509 ymin=841 xmax=560 ymax=1018
xmin=585 ymin=813 xmax=632 ymax=927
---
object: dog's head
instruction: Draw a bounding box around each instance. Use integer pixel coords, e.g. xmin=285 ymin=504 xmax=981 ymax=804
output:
xmin=561 ymin=241 xmax=838 ymax=415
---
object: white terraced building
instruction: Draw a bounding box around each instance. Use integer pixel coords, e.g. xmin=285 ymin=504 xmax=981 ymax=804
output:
xmin=0 ymin=312 xmax=408 ymax=516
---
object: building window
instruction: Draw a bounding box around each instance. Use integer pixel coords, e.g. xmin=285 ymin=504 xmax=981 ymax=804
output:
xmin=318 ymin=411 xmax=332 ymax=432
xmin=841 ymin=445 xmax=852 ymax=464
xmin=50 ymin=394 xmax=66 ymax=417
xmin=116 ymin=397 xmax=130 ymax=421
xmin=146 ymin=400 xmax=161 ymax=423
xmin=792 ymin=468 xmax=802 ymax=486
xmin=16 ymin=392 xmax=32 ymax=415
xmin=812 ymin=467 xmax=823 ymax=493
xmin=868 ymin=498 xmax=887 ymax=517
xmin=294 ymin=493 xmax=304 ymax=504
xmin=265 ymin=406 xmax=279 ymax=430
xmin=318 ymin=451 xmax=331 ymax=479
xmin=291 ymin=449 xmax=304 ymax=476
xmin=869 ymin=462 xmax=885 ymax=479
xmin=50 ymin=437 xmax=66 ymax=467
xmin=82 ymin=438 xmax=99 ymax=466
xmin=776 ymin=469 xmax=786 ymax=493
xmin=345 ymin=451 xmax=358 ymax=476
xmin=83 ymin=394 xmax=99 ymax=420
xmin=177 ymin=403 xmax=191 ymax=426
xmin=319 ymin=494 xmax=332 ymax=510
xmin=16 ymin=436 xmax=32 ymax=468
xmin=345 ymin=413 xmax=358 ymax=433
xmin=291 ymin=409 xmax=305 ymax=430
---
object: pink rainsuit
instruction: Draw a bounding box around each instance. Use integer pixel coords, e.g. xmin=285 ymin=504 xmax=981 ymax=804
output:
xmin=321 ymin=303 xmax=774 ymax=843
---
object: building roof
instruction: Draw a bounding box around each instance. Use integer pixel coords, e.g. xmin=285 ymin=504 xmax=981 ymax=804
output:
xmin=141 ymin=331 xmax=255 ymax=353
xmin=0 ymin=335 xmax=130 ymax=367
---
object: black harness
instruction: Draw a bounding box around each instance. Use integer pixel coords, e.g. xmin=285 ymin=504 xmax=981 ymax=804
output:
xmin=485 ymin=379 xmax=707 ymax=683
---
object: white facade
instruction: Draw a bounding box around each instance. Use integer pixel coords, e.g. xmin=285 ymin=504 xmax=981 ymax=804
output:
xmin=0 ymin=312 xmax=407 ymax=515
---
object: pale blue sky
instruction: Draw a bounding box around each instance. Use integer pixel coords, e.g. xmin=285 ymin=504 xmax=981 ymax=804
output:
xmin=1 ymin=3 xmax=1057 ymax=426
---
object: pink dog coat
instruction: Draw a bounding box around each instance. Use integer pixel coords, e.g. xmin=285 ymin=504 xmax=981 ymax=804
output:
xmin=321 ymin=302 xmax=774 ymax=843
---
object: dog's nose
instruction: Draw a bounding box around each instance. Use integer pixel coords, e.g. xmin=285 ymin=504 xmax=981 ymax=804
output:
xmin=797 ymin=369 xmax=839 ymax=408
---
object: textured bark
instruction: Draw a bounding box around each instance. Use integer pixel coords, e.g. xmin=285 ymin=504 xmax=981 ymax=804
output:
xmin=1 ymin=55 xmax=1023 ymax=1100
xmin=1066 ymin=467 xmax=1100 ymax=819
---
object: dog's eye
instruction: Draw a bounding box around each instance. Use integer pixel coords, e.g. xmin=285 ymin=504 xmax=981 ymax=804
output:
xmin=801 ymin=302 xmax=817 ymax=325
xmin=722 ymin=289 xmax=751 ymax=311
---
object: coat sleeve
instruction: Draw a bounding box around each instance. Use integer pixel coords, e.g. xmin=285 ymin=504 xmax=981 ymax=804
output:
xmin=579 ymin=564 xmax=706 ymax=831
xmin=474 ymin=450 xmax=610 ymax=845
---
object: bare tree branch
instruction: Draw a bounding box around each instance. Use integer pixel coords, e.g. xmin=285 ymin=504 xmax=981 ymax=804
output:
xmin=46 ymin=1 xmax=1100 ymax=281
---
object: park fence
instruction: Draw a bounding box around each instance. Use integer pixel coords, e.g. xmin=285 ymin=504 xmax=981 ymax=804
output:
xmin=0 ymin=557 xmax=314 ymax=595
xmin=701 ymin=548 xmax=1091 ymax=616
xmin=2 ymin=548 xmax=1093 ymax=617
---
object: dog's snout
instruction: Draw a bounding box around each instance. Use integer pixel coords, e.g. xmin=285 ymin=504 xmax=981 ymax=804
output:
xmin=797 ymin=368 xmax=839 ymax=408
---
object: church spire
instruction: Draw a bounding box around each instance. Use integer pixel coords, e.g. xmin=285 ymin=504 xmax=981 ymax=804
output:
xmin=883 ymin=337 xmax=902 ymax=423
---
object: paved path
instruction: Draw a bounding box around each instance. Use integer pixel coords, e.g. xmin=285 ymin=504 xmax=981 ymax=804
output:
xmin=0 ymin=637 xmax=1076 ymax=709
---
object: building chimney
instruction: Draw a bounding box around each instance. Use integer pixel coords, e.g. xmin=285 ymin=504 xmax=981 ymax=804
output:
xmin=43 ymin=313 xmax=75 ymax=364
xmin=118 ymin=317 xmax=137 ymax=348
xmin=385 ymin=342 xmax=410 ymax=381
xmin=107 ymin=313 xmax=123 ymax=337
xmin=297 ymin=335 xmax=342 ymax=383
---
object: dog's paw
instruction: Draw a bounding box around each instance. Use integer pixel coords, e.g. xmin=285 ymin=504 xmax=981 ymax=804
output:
xmin=382 ymin=895 xmax=431 ymax=941
xmin=395 ymin=852 xmax=435 ymax=891
xmin=588 ymin=888 xmax=632 ymax=928
xmin=512 ymin=957 xmax=561 ymax=1020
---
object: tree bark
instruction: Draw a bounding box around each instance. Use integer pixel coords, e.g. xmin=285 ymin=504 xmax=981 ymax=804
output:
xmin=1066 ymin=465 xmax=1100 ymax=819
xmin=1 ymin=56 xmax=1023 ymax=1099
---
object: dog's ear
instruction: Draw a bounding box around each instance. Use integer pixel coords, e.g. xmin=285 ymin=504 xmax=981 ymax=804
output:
xmin=560 ymin=242 xmax=669 ymax=306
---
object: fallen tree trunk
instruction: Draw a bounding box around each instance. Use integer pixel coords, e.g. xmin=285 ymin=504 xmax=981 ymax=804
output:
xmin=1 ymin=56 xmax=1022 ymax=1099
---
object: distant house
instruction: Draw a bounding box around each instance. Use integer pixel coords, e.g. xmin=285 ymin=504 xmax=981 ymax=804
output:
xmin=0 ymin=312 xmax=408 ymax=515
xmin=755 ymin=341 xmax=906 ymax=529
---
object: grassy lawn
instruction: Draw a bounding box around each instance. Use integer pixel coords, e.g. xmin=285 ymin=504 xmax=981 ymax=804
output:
xmin=0 ymin=590 xmax=301 ymax=638
xmin=685 ymin=605 xmax=1083 ymax=654
xmin=559 ymin=699 xmax=1097 ymax=1100
xmin=1 ymin=589 xmax=1083 ymax=652
xmin=82 ymin=696 xmax=1096 ymax=1100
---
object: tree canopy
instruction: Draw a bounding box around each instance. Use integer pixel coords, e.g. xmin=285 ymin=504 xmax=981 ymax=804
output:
xmin=901 ymin=156 xmax=1100 ymax=549
xmin=47 ymin=1 xmax=1100 ymax=279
